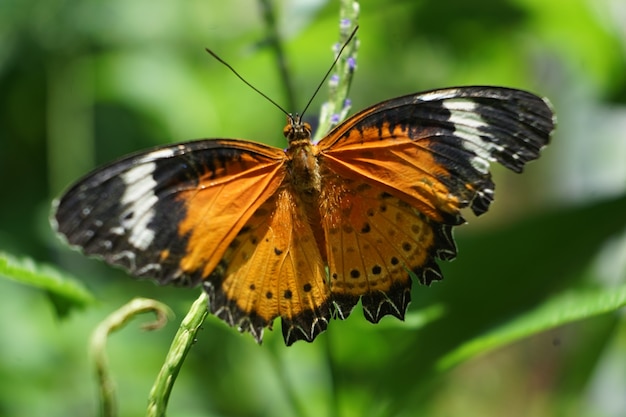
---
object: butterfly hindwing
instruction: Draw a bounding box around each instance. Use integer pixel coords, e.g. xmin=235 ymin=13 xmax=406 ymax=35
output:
xmin=319 ymin=174 xmax=456 ymax=322
xmin=319 ymin=86 xmax=555 ymax=223
xmin=205 ymin=187 xmax=331 ymax=344
xmin=53 ymin=139 xmax=286 ymax=286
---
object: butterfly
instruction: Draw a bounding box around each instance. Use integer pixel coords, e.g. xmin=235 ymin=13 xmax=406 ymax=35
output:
xmin=52 ymin=85 xmax=555 ymax=345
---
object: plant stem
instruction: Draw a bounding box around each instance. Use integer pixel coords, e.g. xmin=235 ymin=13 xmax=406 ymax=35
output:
xmin=146 ymin=292 xmax=208 ymax=417
xmin=90 ymin=298 xmax=172 ymax=417
xmin=313 ymin=0 xmax=360 ymax=142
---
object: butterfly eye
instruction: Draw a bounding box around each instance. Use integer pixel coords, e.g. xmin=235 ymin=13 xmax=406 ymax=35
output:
xmin=282 ymin=117 xmax=313 ymax=142
xmin=282 ymin=124 xmax=291 ymax=138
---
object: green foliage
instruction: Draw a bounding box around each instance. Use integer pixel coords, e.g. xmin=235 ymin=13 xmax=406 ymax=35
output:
xmin=0 ymin=251 xmax=95 ymax=314
xmin=439 ymin=283 xmax=626 ymax=371
xmin=1 ymin=0 xmax=625 ymax=416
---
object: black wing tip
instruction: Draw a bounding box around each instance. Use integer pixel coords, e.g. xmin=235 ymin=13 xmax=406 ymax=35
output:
xmin=439 ymin=85 xmax=557 ymax=137
xmin=205 ymin=281 xmax=335 ymax=346
xmin=361 ymin=281 xmax=412 ymax=324
xmin=445 ymin=86 xmax=555 ymax=216
xmin=50 ymin=197 xmax=74 ymax=249
xmin=282 ymin=306 xmax=331 ymax=346
xmin=204 ymin=281 xmax=271 ymax=344
xmin=331 ymin=293 xmax=360 ymax=320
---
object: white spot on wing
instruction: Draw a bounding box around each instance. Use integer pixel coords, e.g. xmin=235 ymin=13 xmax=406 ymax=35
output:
xmin=443 ymin=99 xmax=501 ymax=174
xmin=417 ymin=88 xmax=463 ymax=102
xmin=120 ymin=162 xmax=158 ymax=250
xmin=135 ymin=148 xmax=176 ymax=164
xmin=111 ymin=250 xmax=137 ymax=270
xmin=136 ymin=263 xmax=162 ymax=276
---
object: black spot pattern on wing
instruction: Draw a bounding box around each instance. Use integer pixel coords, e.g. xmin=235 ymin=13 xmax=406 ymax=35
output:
xmin=203 ymin=280 xmax=270 ymax=343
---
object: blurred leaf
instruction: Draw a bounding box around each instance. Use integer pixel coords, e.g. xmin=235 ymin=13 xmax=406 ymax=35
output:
xmin=518 ymin=0 xmax=626 ymax=96
xmin=438 ymin=284 xmax=626 ymax=370
xmin=0 ymin=251 xmax=96 ymax=315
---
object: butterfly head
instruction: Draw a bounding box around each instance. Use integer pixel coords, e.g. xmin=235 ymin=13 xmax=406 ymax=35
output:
xmin=283 ymin=114 xmax=312 ymax=144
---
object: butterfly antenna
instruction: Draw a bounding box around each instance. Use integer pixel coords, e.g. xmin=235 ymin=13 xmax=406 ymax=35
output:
xmin=205 ymin=47 xmax=291 ymax=117
xmin=300 ymin=25 xmax=359 ymax=118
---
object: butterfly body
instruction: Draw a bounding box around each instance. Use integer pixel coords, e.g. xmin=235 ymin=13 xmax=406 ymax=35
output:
xmin=53 ymin=86 xmax=555 ymax=345
xmin=284 ymin=117 xmax=323 ymax=195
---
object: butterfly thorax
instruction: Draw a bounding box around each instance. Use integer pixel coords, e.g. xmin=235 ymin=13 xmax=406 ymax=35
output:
xmin=283 ymin=115 xmax=322 ymax=195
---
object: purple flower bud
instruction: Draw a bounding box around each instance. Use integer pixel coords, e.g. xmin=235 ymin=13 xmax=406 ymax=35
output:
xmin=343 ymin=98 xmax=352 ymax=108
xmin=329 ymin=74 xmax=339 ymax=87
xmin=347 ymin=56 xmax=356 ymax=70
xmin=340 ymin=18 xmax=351 ymax=30
xmin=330 ymin=113 xmax=340 ymax=124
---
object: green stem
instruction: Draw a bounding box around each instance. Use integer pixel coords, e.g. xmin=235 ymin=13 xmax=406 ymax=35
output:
xmin=312 ymin=0 xmax=360 ymax=142
xmin=146 ymin=292 xmax=208 ymax=417
xmin=90 ymin=298 xmax=172 ymax=417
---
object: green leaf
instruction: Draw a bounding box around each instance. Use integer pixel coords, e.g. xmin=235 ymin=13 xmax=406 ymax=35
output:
xmin=438 ymin=283 xmax=626 ymax=370
xmin=0 ymin=251 xmax=96 ymax=314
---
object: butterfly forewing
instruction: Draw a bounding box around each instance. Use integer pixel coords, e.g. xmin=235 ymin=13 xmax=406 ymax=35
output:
xmin=319 ymin=87 xmax=555 ymax=222
xmin=53 ymin=139 xmax=286 ymax=286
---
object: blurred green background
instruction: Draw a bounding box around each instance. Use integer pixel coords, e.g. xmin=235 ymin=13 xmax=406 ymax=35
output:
xmin=1 ymin=0 xmax=626 ymax=416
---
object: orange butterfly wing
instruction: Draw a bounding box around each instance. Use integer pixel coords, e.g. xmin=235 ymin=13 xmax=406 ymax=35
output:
xmin=317 ymin=175 xmax=455 ymax=321
xmin=205 ymin=187 xmax=330 ymax=344
xmin=53 ymin=140 xmax=286 ymax=287
xmin=319 ymin=87 xmax=553 ymax=223
xmin=317 ymin=86 xmax=554 ymax=322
